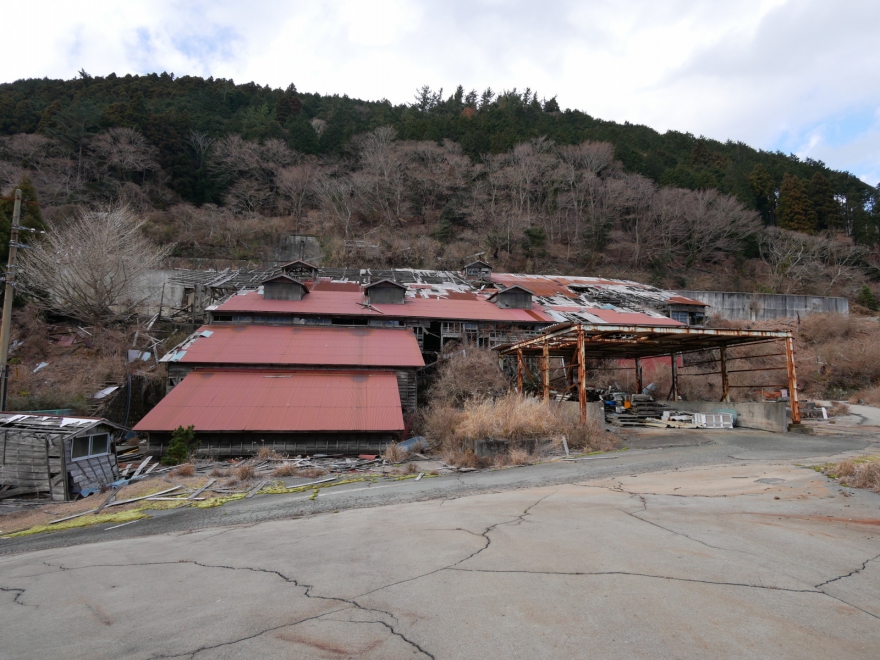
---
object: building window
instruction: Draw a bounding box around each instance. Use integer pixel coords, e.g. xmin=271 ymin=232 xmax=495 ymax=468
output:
xmin=671 ymin=311 xmax=689 ymax=324
xmin=71 ymin=433 xmax=110 ymax=460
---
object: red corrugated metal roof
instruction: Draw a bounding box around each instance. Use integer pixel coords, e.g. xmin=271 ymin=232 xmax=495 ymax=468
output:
xmin=134 ymin=370 xmax=404 ymax=433
xmin=180 ymin=325 xmax=424 ymax=367
xmin=216 ymin=290 xmax=551 ymax=323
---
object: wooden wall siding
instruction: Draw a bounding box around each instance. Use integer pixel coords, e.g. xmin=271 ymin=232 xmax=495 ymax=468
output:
xmin=147 ymin=434 xmax=394 ymax=457
xmin=0 ymin=425 xmax=119 ymax=500
xmin=0 ymin=432 xmax=64 ymax=497
xmin=368 ymin=286 xmax=405 ymax=305
xmin=66 ymin=449 xmax=117 ymax=493
xmin=397 ymin=369 xmax=417 ymax=412
xmin=264 ymin=281 xmax=305 ymax=301
xmin=495 ymin=291 xmax=533 ymax=309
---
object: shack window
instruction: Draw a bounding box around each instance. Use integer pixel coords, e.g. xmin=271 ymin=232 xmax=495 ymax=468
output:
xmin=71 ymin=433 xmax=110 ymax=460
xmin=671 ymin=311 xmax=689 ymax=324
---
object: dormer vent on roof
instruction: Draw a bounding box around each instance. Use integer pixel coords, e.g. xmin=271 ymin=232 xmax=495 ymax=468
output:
xmin=489 ymin=285 xmax=534 ymax=309
xmin=463 ymin=260 xmax=492 ymax=279
xmin=262 ymin=274 xmax=310 ymax=301
xmin=364 ymin=279 xmax=407 ymax=305
xmin=279 ymin=260 xmax=319 ymax=281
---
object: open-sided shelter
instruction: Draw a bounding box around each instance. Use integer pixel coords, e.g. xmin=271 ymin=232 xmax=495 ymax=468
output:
xmin=497 ymin=322 xmax=801 ymax=429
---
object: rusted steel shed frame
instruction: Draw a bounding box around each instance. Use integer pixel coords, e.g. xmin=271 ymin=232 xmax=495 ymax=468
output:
xmin=497 ymin=323 xmax=800 ymax=424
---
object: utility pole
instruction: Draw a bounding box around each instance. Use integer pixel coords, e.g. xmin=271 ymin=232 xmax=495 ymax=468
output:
xmin=0 ymin=189 xmax=22 ymax=410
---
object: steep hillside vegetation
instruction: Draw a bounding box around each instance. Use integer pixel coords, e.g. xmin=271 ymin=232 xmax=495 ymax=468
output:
xmin=1 ymin=72 xmax=878 ymax=299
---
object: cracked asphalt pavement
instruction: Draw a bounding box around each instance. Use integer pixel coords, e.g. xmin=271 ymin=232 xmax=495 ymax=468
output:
xmin=2 ymin=427 xmax=880 ymax=659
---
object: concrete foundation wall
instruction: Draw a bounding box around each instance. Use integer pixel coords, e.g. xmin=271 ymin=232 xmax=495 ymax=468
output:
xmin=676 ymin=401 xmax=788 ymax=433
xmin=677 ymin=290 xmax=848 ymax=321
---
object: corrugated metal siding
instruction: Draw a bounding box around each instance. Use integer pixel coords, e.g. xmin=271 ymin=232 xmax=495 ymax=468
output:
xmin=179 ymin=325 xmax=424 ymax=367
xmin=135 ymin=370 xmax=405 ymax=433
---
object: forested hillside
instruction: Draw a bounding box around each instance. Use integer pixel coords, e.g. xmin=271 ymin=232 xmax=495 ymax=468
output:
xmin=1 ymin=72 xmax=878 ymax=301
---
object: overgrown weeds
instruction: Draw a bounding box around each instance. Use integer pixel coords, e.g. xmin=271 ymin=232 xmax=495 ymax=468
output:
xmin=172 ymin=463 xmax=195 ymax=477
xmin=428 ymin=345 xmax=509 ymax=407
xmin=426 ymin=393 xmax=615 ymax=467
xmin=821 ymin=456 xmax=880 ymax=492
xmin=383 ymin=443 xmax=406 ymax=463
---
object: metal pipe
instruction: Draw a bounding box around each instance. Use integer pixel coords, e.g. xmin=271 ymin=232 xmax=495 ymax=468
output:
xmin=0 ymin=189 xmax=22 ymax=411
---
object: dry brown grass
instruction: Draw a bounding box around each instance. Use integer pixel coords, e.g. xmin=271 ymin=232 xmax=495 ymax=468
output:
xmin=425 ymin=393 xmax=617 ymax=458
xmin=823 ymin=456 xmax=880 ymax=492
xmin=256 ymin=447 xmax=281 ymax=460
xmin=849 ymin=385 xmax=880 ymax=406
xmin=272 ymin=463 xmax=299 ymax=478
xmin=829 ymin=401 xmax=851 ymax=416
xmin=171 ymin=464 xmax=195 ymax=477
xmin=507 ymin=448 xmax=532 ymax=465
xmin=234 ymin=465 xmax=255 ymax=482
xmin=428 ymin=345 xmax=510 ymax=407
xmin=441 ymin=449 xmax=483 ymax=469
xmin=383 ymin=443 xmax=406 ymax=463
xmin=209 ymin=467 xmax=230 ymax=478
xmin=297 ymin=467 xmax=327 ymax=478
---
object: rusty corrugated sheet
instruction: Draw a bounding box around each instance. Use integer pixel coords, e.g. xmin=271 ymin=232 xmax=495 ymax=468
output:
xmin=179 ymin=325 xmax=424 ymax=367
xmin=134 ymin=370 xmax=404 ymax=433
xmin=216 ymin=290 xmax=552 ymax=323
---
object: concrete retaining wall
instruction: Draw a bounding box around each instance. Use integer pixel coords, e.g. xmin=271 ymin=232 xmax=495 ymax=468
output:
xmin=674 ymin=401 xmax=789 ymax=433
xmin=677 ymin=290 xmax=848 ymax=321
xmin=564 ymin=399 xmax=787 ymax=433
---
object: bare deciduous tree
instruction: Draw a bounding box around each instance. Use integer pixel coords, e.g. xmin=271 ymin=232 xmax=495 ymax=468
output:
xmin=20 ymin=205 xmax=172 ymax=322
xmin=89 ymin=127 xmax=158 ymax=182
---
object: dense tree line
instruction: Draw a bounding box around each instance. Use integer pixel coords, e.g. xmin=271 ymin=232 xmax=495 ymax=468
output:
xmin=0 ymin=71 xmax=878 ymax=299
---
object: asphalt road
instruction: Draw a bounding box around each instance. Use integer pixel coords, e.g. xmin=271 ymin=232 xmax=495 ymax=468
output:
xmin=2 ymin=427 xmax=877 ymax=556
xmin=1 ymin=426 xmax=879 ymax=659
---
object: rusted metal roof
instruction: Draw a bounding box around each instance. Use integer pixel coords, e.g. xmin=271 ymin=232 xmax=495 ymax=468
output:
xmin=497 ymin=322 xmax=793 ymax=359
xmin=134 ymin=370 xmax=404 ymax=433
xmin=215 ymin=290 xmax=552 ymax=323
xmin=172 ymin=325 xmax=424 ymax=367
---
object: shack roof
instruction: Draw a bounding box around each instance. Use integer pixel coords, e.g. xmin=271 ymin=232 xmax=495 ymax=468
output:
xmin=214 ymin=290 xmax=553 ymax=323
xmin=260 ymin=273 xmax=311 ymax=289
xmin=0 ymin=413 xmax=123 ymax=435
xmin=364 ymin=279 xmax=407 ymax=290
xmin=166 ymin=325 xmax=424 ymax=368
xmin=133 ymin=370 xmax=404 ymax=433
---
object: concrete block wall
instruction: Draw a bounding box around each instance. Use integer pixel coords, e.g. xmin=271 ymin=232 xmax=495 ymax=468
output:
xmin=677 ymin=290 xmax=848 ymax=321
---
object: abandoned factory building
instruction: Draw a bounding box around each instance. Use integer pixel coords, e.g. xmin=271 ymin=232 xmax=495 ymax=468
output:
xmin=136 ymin=262 xmax=707 ymax=455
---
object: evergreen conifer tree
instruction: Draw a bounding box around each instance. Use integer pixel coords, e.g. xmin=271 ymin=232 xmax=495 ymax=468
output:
xmin=778 ymin=173 xmax=818 ymax=233
xmin=808 ymin=172 xmax=841 ymax=231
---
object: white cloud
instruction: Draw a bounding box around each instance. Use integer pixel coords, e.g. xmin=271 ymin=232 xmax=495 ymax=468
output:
xmin=2 ymin=0 xmax=878 ymax=183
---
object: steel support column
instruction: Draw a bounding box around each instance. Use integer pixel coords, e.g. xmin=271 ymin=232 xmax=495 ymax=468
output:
xmin=517 ymin=349 xmax=524 ymax=394
xmin=670 ymin=352 xmax=678 ymax=401
xmin=785 ymin=336 xmax=801 ymax=424
xmin=578 ymin=326 xmax=587 ymax=422
xmin=542 ymin=342 xmax=550 ymax=402
xmin=635 ymin=357 xmax=643 ymax=393
xmin=719 ymin=345 xmax=730 ymax=403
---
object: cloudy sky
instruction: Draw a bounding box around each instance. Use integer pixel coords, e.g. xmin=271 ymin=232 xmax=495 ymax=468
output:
xmin=3 ymin=0 xmax=878 ymax=184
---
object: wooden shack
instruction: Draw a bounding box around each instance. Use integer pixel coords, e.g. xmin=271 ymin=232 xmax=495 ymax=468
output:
xmin=0 ymin=414 xmax=124 ymax=501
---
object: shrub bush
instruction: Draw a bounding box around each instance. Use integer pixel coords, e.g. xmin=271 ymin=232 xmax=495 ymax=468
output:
xmin=161 ymin=425 xmax=197 ymax=465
